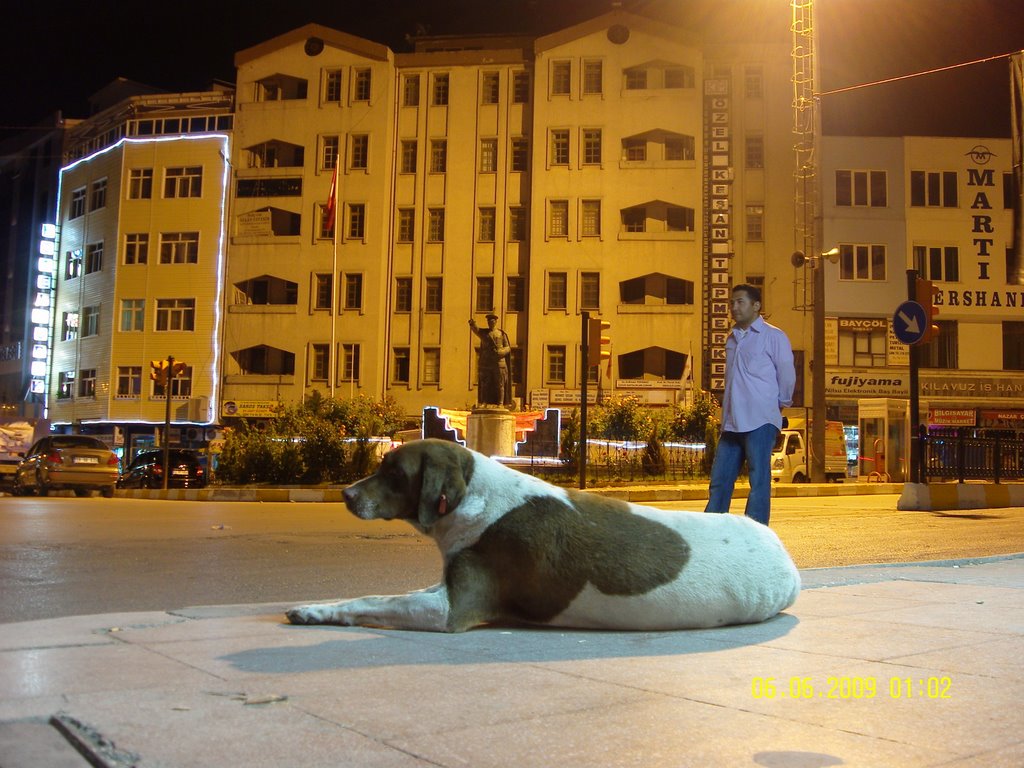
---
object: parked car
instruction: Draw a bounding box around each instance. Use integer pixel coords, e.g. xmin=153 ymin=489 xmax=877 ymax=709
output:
xmin=119 ymin=449 xmax=206 ymax=489
xmin=12 ymin=435 xmax=119 ymax=497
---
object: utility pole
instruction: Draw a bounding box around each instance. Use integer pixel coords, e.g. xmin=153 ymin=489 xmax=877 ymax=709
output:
xmin=579 ymin=311 xmax=589 ymax=489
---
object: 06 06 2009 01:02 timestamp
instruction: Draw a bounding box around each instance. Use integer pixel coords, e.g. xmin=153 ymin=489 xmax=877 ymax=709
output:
xmin=751 ymin=676 xmax=952 ymax=700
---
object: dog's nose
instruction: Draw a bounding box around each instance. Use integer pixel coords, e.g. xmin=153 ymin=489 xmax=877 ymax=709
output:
xmin=343 ymin=486 xmax=357 ymax=505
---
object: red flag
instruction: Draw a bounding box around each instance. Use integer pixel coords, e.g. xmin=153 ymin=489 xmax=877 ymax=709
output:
xmin=325 ymin=163 xmax=338 ymax=233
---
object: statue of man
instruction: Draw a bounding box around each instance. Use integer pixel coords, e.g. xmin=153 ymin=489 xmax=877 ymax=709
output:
xmin=468 ymin=314 xmax=513 ymax=408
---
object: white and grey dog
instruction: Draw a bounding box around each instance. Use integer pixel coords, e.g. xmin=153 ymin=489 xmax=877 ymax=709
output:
xmin=287 ymin=439 xmax=800 ymax=632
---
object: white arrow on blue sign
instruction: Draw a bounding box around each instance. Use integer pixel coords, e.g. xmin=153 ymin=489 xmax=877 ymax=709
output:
xmin=893 ymin=300 xmax=927 ymax=344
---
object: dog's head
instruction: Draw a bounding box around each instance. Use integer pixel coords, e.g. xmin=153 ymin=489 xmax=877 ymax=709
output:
xmin=342 ymin=439 xmax=475 ymax=529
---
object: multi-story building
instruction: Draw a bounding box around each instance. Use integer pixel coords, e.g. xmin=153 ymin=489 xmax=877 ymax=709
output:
xmin=224 ymin=11 xmax=801 ymax=420
xmin=49 ymin=86 xmax=233 ymax=455
xmin=823 ymin=135 xmax=1023 ymax=476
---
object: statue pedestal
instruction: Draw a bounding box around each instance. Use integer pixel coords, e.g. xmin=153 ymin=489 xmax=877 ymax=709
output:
xmin=466 ymin=408 xmax=516 ymax=457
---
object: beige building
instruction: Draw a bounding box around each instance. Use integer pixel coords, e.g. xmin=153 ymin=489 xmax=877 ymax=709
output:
xmin=224 ymin=11 xmax=803 ymax=420
xmin=49 ymin=88 xmax=233 ymax=453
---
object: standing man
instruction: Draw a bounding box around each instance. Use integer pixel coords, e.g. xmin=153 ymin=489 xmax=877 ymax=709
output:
xmin=469 ymin=313 xmax=514 ymax=408
xmin=705 ymin=283 xmax=795 ymax=525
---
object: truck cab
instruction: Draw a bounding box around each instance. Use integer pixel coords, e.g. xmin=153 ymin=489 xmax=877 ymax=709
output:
xmin=771 ymin=418 xmax=847 ymax=483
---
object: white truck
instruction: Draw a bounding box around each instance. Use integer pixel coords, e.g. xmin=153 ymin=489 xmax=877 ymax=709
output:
xmin=0 ymin=419 xmax=49 ymax=492
xmin=771 ymin=417 xmax=848 ymax=483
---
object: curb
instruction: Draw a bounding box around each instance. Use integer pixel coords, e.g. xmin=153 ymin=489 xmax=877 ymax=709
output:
xmin=898 ymin=482 xmax=1024 ymax=511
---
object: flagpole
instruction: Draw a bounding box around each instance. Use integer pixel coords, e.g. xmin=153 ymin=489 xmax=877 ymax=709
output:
xmin=328 ymin=164 xmax=338 ymax=399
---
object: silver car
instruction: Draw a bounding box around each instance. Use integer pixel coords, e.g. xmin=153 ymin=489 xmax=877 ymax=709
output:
xmin=13 ymin=435 xmax=120 ymax=497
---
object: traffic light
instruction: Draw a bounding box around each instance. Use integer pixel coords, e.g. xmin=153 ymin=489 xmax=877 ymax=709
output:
xmin=171 ymin=361 xmax=187 ymax=378
xmin=149 ymin=359 xmax=168 ymax=385
xmin=914 ymin=278 xmax=941 ymax=344
xmin=586 ymin=318 xmax=611 ymax=368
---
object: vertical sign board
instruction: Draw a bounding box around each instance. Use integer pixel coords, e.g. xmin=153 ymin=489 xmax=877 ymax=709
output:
xmin=31 ymin=224 xmax=59 ymax=399
xmin=703 ymin=77 xmax=732 ymax=395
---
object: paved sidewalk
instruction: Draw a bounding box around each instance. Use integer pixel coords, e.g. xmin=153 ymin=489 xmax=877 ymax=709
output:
xmin=1 ymin=556 xmax=1022 ymax=767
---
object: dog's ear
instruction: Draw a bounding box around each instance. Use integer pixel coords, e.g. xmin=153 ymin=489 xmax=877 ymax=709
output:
xmin=417 ymin=444 xmax=470 ymax=527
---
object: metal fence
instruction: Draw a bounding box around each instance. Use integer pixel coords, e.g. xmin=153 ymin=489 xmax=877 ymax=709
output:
xmin=924 ymin=429 xmax=1024 ymax=483
xmin=510 ymin=439 xmax=709 ymax=487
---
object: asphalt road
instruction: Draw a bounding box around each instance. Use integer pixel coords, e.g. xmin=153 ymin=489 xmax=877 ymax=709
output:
xmin=1 ymin=493 xmax=1022 ymax=624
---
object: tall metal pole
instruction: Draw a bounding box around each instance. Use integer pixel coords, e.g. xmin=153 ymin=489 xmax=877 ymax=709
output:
xmin=907 ymin=269 xmax=922 ymax=484
xmin=579 ymin=311 xmax=589 ymax=490
xmin=163 ymin=355 xmax=175 ymax=490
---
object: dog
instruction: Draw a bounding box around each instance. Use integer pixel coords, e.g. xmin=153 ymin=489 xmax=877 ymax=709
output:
xmin=286 ymin=439 xmax=800 ymax=633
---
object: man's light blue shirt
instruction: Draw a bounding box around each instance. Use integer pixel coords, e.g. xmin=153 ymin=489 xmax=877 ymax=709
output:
xmin=721 ymin=315 xmax=796 ymax=433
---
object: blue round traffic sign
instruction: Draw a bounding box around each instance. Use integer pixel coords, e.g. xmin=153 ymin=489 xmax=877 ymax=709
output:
xmin=893 ymin=300 xmax=927 ymax=344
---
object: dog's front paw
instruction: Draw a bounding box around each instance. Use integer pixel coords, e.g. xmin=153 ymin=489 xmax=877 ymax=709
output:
xmin=286 ymin=604 xmax=331 ymax=625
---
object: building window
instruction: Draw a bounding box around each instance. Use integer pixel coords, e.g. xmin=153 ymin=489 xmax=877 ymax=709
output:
xmin=549 ymin=199 xmax=569 ymax=237
xmin=745 ymin=136 xmax=764 ymax=169
xmin=665 ymin=136 xmax=695 ymax=160
xmin=70 ymin=188 xmax=86 ymax=218
xmin=314 ymin=274 xmax=332 ymax=310
xmin=347 ymin=203 xmax=365 ymax=240
xmin=85 ymin=242 xmax=103 ymax=274
xmin=128 ymin=169 xmax=152 ymax=199
xmin=395 ymin=277 xmax=412 ymax=312
xmin=155 ymin=298 xmax=195 ymax=331
xmin=581 ymin=200 xmax=601 ymax=237
xmin=511 ymin=137 xmax=528 ymax=172
xmin=61 ymin=311 xmax=78 ymax=341
xmin=324 ymin=69 xmax=342 ymax=102
xmin=546 ymin=345 xmax=567 ymax=384
xmin=548 ymin=272 xmax=568 ymax=310
xmin=479 ymin=207 xmax=496 ymax=242
xmin=311 ymin=344 xmax=330 ymax=381
xmin=344 ymin=273 xmax=363 ymax=309
xmin=322 ymin=136 xmax=340 ymax=170
xmin=481 ymin=71 xmax=499 ymax=104
xmin=746 ymin=205 xmax=765 ymax=241
xmin=82 ymin=305 xmax=100 ymax=337
xmin=342 ymin=343 xmax=360 ymax=381
xmin=622 ymin=208 xmax=646 ymax=233
xmin=512 ymin=71 xmax=530 ymax=103
xmin=1003 ymin=322 xmax=1024 ymax=370
xmin=89 ymin=179 xmax=107 ymax=211
xmin=476 ymin=277 xmax=494 ymax=312
xmin=57 ymin=371 xmax=75 ymax=399
xmin=318 ymin=203 xmax=334 ymax=240
xmin=393 ymin=348 xmax=410 ymax=384
xmin=623 ymin=138 xmax=646 ymax=161
xmin=353 ymin=68 xmax=371 ymax=101
xmin=425 ymin=277 xmax=443 ymax=312
xmin=430 ymin=139 xmax=447 ymax=173
xmin=349 ymin=134 xmax=369 ymax=170
xmin=432 ymin=73 xmax=449 ymax=105
xmin=582 ymin=60 xmax=602 ymax=95
xmin=550 ymin=129 xmax=570 ymax=166
xmin=664 ymin=66 xmax=694 ymax=88
xmin=507 ymin=277 xmax=525 ymax=312
xmin=910 ymin=171 xmax=958 ymax=207
xmin=397 ymin=208 xmax=415 ymax=242
xmin=78 ymin=368 xmax=97 ymax=398
xmin=65 ymin=249 xmax=82 ymax=279
xmin=913 ymin=245 xmax=960 ymax=282
xmin=160 ymin=232 xmax=199 ymax=264
xmin=164 ymin=166 xmax=203 ymax=198
xmin=839 ymin=244 xmax=887 ymax=281
xmin=625 ymin=68 xmax=647 ymax=90
xmin=582 ymin=129 xmax=602 ymax=165
xmin=400 ymin=140 xmax=417 ymax=174
xmin=551 ymin=60 xmax=571 ymax=95
xmin=121 ymin=299 xmax=145 ymax=331
xmin=116 ymin=366 xmax=143 ymax=398
xmin=581 ymin=272 xmax=600 ymax=310
xmin=124 ymin=233 xmax=148 ymax=264
xmin=836 ymin=170 xmax=887 ymax=207
xmin=667 ymin=206 xmax=695 ymax=232
xmin=918 ymin=321 xmax=957 ymax=369
xmin=422 ymin=348 xmax=441 ymax=384
xmin=403 ymin=74 xmax=420 ymax=106
xmin=480 ymin=138 xmax=497 ymax=172
xmin=509 ymin=207 xmax=526 ymax=242
xmin=745 ymin=66 xmax=763 ymax=98
xmin=427 ymin=208 xmax=445 ymax=242
xmin=838 ymin=327 xmax=887 ymax=368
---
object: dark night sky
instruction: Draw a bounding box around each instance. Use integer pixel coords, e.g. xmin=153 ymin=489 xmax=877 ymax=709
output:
xmin=2 ymin=0 xmax=1023 ymax=139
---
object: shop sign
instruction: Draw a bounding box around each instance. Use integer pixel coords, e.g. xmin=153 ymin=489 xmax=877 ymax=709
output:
xmin=928 ymin=408 xmax=976 ymax=426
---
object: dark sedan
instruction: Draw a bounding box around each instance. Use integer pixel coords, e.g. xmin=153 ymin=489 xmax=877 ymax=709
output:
xmin=13 ymin=435 xmax=120 ymax=497
xmin=119 ymin=449 xmax=206 ymax=489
